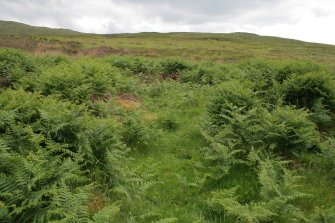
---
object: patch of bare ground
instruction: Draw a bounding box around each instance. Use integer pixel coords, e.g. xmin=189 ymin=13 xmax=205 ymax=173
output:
xmin=88 ymin=191 xmax=107 ymax=213
xmin=116 ymin=93 xmax=141 ymax=110
xmin=89 ymin=92 xmax=114 ymax=103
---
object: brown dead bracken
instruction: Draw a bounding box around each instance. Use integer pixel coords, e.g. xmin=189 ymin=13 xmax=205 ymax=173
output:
xmin=116 ymin=93 xmax=141 ymax=110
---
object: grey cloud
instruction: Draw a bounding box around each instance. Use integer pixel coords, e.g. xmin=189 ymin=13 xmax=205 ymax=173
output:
xmin=311 ymin=7 xmax=332 ymax=18
xmin=114 ymin=0 xmax=297 ymax=27
xmin=0 ymin=0 xmax=296 ymax=31
xmin=117 ymin=0 xmax=278 ymax=14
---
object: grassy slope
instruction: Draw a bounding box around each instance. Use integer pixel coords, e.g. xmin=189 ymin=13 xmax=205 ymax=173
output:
xmin=1 ymin=20 xmax=335 ymax=68
xmin=0 ymin=20 xmax=83 ymax=36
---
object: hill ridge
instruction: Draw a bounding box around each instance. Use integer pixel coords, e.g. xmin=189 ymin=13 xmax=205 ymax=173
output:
xmin=0 ymin=20 xmax=85 ymax=36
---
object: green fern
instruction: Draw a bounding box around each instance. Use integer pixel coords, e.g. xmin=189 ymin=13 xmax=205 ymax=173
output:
xmin=208 ymin=187 xmax=276 ymax=223
xmin=310 ymin=206 xmax=335 ymax=223
xmin=153 ymin=217 xmax=179 ymax=223
xmin=92 ymin=203 xmax=121 ymax=223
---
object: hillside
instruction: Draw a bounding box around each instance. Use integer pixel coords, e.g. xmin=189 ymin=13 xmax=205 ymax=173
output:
xmin=0 ymin=20 xmax=84 ymax=36
xmin=1 ymin=21 xmax=335 ymax=223
xmin=0 ymin=20 xmax=335 ymax=68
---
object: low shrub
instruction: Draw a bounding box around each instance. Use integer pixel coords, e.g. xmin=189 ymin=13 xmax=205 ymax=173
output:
xmin=158 ymin=114 xmax=179 ymax=132
xmin=34 ymin=60 xmax=137 ymax=103
xmin=0 ymin=143 xmax=94 ymax=223
xmin=37 ymin=55 xmax=70 ymax=67
xmin=180 ymin=65 xmax=224 ymax=85
xmin=105 ymin=56 xmax=160 ymax=75
xmin=207 ymin=78 xmax=321 ymax=156
xmin=210 ymin=106 xmax=320 ymax=156
xmin=0 ymin=49 xmax=36 ymax=87
xmin=207 ymin=158 xmax=307 ymax=223
xmin=276 ymin=60 xmax=321 ymax=83
xmin=0 ymin=89 xmax=124 ymax=174
xmin=208 ymin=80 xmax=258 ymax=129
xmin=282 ymin=71 xmax=335 ymax=130
xmin=160 ymin=57 xmax=190 ymax=79
xmin=38 ymin=63 xmax=92 ymax=102
xmin=121 ymin=115 xmax=157 ymax=150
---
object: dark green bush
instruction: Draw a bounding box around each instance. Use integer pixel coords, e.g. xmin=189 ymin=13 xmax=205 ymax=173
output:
xmin=282 ymin=71 xmax=335 ymax=127
xmin=239 ymin=59 xmax=278 ymax=83
xmin=277 ymin=61 xmax=321 ymax=83
xmin=38 ymin=63 xmax=92 ymax=102
xmin=77 ymin=116 xmax=124 ymax=166
xmin=237 ymin=59 xmax=284 ymax=107
xmin=148 ymin=81 xmax=166 ymax=98
xmin=36 ymin=60 xmax=136 ymax=103
xmin=121 ymin=115 xmax=157 ymax=150
xmin=0 ymin=49 xmax=36 ymax=87
xmin=0 ymin=143 xmax=93 ymax=223
xmin=160 ymin=57 xmax=190 ymax=79
xmin=210 ymin=105 xmax=320 ymax=155
xmin=84 ymin=60 xmax=138 ymax=94
xmin=0 ymin=89 xmax=124 ymax=171
xmin=105 ymin=56 xmax=191 ymax=79
xmin=107 ymin=56 xmax=134 ymax=70
xmin=207 ymin=78 xmax=321 ymax=156
xmin=208 ymin=80 xmax=258 ymax=129
xmin=263 ymin=106 xmax=320 ymax=154
xmin=105 ymin=56 xmax=160 ymax=75
xmin=282 ymin=72 xmax=335 ymax=110
xmin=37 ymin=55 xmax=70 ymax=67
xmin=239 ymin=59 xmax=321 ymax=85
xmin=207 ymin=157 xmax=307 ymax=223
xmin=158 ymin=114 xmax=179 ymax=132
xmin=180 ymin=65 xmax=224 ymax=85
xmin=235 ymin=60 xmax=328 ymax=109
xmin=80 ymin=61 xmax=116 ymax=96
xmin=131 ymin=57 xmax=157 ymax=74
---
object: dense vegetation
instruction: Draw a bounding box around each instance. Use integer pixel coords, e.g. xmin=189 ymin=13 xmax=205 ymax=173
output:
xmin=0 ymin=41 xmax=335 ymax=223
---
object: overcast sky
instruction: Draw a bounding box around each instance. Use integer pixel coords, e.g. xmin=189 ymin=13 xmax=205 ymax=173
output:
xmin=1 ymin=0 xmax=334 ymax=44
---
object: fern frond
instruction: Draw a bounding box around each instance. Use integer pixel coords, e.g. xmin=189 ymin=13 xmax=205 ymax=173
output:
xmin=208 ymin=187 xmax=276 ymax=223
xmin=92 ymin=203 xmax=121 ymax=223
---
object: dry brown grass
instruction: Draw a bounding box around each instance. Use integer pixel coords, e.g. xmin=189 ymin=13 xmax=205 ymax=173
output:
xmin=116 ymin=98 xmax=140 ymax=110
xmin=116 ymin=93 xmax=141 ymax=110
xmin=89 ymin=92 xmax=114 ymax=103
xmin=88 ymin=191 xmax=107 ymax=213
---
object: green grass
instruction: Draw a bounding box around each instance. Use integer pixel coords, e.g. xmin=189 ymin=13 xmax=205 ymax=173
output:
xmin=122 ymin=82 xmax=209 ymax=221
